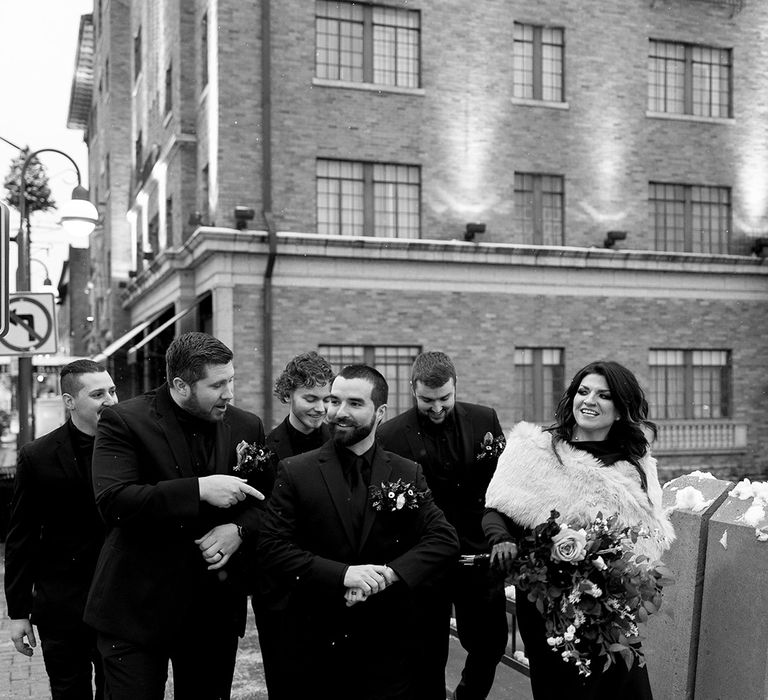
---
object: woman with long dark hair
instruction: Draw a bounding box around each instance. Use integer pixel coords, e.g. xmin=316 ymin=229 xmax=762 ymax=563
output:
xmin=483 ymin=360 xmax=674 ymax=699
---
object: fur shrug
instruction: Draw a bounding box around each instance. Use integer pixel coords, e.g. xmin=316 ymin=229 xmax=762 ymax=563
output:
xmin=485 ymin=422 xmax=675 ymax=560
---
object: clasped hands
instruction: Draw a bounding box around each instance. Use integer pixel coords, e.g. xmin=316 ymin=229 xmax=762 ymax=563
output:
xmin=343 ymin=564 xmax=399 ymax=607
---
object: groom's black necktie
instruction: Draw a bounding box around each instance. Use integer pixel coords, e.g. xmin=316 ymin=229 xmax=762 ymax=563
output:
xmin=346 ymin=455 xmax=370 ymax=536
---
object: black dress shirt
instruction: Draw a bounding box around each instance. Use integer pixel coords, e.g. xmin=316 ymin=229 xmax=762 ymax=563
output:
xmin=284 ymin=417 xmax=326 ymax=456
xmin=172 ymin=402 xmax=217 ymax=476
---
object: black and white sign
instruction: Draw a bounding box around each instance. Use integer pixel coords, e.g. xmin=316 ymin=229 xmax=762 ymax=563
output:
xmin=0 ymin=293 xmax=57 ymax=355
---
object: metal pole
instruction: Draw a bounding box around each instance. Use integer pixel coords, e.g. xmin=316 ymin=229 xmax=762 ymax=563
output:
xmin=16 ymin=149 xmax=83 ymax=448
xmin=16 ymin=165 xmax=32 ymax=448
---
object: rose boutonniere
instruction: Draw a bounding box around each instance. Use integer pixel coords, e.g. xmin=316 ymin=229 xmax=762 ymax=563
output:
xmin=369 ymin=478 xmax=431 ymax=512
xmin=476 ymin=431 xmax=506 ymax=461
xmin=233 ymin=440 xmax=274 ymax=476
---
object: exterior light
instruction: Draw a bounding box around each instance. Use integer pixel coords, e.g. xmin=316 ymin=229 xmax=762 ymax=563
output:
xmin=603 ymin=230 xmax=628 ymax=248
xmin=464 ymin=222 xmax=486 ymax=242
xmin=59 ymin=184 xmax=99 ymax=245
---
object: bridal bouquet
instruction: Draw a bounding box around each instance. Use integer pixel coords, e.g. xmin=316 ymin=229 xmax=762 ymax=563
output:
xmin=509 ymin=510 xmax=671 ymax=677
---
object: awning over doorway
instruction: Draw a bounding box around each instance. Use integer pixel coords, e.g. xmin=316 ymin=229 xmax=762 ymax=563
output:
xmin=126 ymin=303 xmax=196 ymax=365
xmin=91 ymin=308 xmax=168 ymax=363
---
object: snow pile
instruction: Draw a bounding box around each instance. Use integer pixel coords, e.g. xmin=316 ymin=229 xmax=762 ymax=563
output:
xmin=687 ymin=470 xmax=716 ymax=480
xmin=673 ymin=486 xmax=713 ymax=513
xmin=729 ymin=479 xmax=768 ymax=541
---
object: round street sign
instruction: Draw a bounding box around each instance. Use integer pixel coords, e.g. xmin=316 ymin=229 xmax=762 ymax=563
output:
xmin=0 ymin=293 xmax=57 ymax=355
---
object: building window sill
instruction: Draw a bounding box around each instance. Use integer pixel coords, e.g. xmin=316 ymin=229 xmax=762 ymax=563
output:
xmin=312 ymin=77 xmax=425 ymax=97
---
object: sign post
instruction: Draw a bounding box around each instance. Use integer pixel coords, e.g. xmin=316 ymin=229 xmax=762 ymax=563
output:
xmin=0 ymin=202 xmax=9 ymax=338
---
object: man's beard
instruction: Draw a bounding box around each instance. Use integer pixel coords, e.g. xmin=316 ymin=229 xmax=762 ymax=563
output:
xmin=328 ymin=413 xmax=376 ymax=447
xmin=181 ymin=389 xmax=226 ymax=422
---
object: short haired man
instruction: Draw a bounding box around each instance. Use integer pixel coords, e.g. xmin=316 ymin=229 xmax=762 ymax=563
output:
xmin=4 ymin=360 xmax=117 ymax=699
xmin=257 ymin=365 xmax=459 ymax=699
xmin=378 ymin=351 xmax=508 ymax=700
xmin=254 ymin=350 xmax=334 ymax=698
xmin=84 ymin=332 xmax=267 ymax=699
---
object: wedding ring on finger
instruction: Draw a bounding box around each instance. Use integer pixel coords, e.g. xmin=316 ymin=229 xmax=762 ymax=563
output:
xmin=217 ymin=550 xmax=225 ymax=559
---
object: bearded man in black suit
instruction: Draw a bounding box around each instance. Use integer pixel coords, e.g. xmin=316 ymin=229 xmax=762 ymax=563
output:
xmin=84 ymin=332 xmax=267 ymax=699
xmin=253 ymin=350 xmax=334 ymax=698
xmin=377 ymin=351 xmax=509 ymax=700
xmin=5 ymin=359 xmax=117 ymax=699
xmin=257 ymin=364 xmax=459 ymax=700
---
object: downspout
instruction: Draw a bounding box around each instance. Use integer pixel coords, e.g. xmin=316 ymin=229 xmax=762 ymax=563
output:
xmin=261 ymin=0 xmax=276 ymax=429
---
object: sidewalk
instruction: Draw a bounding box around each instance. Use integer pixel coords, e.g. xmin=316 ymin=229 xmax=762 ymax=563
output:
xmin=0 ymin=542 xmax=268 ymax=700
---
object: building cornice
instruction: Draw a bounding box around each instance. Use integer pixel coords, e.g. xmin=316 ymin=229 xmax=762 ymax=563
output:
xmin=120 ymin=228 xmax=767 ymax=310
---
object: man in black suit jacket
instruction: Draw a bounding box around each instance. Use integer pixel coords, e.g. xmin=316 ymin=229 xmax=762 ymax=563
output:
xmin=257 ymin=365 xmax=459 ymax=700
xmin=253 ymin=350 xmax=334 ymax=698
xmin=5 ymin=359 xmax=118 ymax=699
xmin=377 ymin=351 xmax=508 ymax=700
xmin=84 ymin=332 xmax=267 ymax=699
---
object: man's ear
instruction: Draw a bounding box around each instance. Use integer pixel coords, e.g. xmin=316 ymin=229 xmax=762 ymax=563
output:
xmin=375 ymin=404 xmax=387 ymax=426
xmin=171 ymin=377 xmax=188 ymax=395
xmin=62 ymin=393 xmax=76 ymax=411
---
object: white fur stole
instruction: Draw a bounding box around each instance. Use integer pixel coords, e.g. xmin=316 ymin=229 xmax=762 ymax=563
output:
xmin=485 ymin=422 xmax=675 ymax=560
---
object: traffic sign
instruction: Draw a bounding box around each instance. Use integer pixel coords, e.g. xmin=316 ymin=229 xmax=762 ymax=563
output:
xmin=0 ymin=293 xmax=58 ymax=355
xmin=0 ymin=202 xmax=9 ymax=338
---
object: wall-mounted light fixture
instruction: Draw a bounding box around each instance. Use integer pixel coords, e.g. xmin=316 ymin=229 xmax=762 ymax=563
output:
xmin=603 ymin=230 xmax=627 ymax=248
xmin=188 ymin=211 xmax=203 ymax=226
xmin=234 ymin=206 xmax=255 ymax=231
xmin=751 ymin=237 xmax=768 ymax=258
xmin=464 ymin=222 xmax=486 ymax=242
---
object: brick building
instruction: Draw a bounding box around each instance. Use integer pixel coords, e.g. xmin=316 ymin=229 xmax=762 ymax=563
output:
xmin=68 ymin=0 xmax=767 ymax=480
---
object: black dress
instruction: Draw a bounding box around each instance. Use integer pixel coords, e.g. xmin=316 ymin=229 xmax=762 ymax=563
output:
xmin=482 ymin=439 xmax=654 ymax=700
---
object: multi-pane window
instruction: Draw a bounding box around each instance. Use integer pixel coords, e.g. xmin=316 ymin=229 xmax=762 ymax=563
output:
xmin=134 ymin=27 xmax=142 ymax=81
xmin=513 ymin=348 xmax=565 ymax=422
xmin=164 ymin=63 xmax=172 ymax=116
xmin=648 ymin=40 xmax=732 ymax=118
xmin=513 ymin=23 xmax=564 ymax=102
xmin=318 ymin=344 xmax=421 ymax=417
xmin=649 ymin=182 xmax=730 ymax=253
xmin=649 ymin=350 xmax=731 ymax=419
xmin=134 ymin=131 xmax=142 ymax=171
xmin=201 ymin=13 xmax=209 ymax=88
xmin=165 ymin=197 xmax=173 ymax=247
xmin=315 ymin=1 xmax=420 ymax=88
xmin=317 ymin=159 xmax=420 ymax=238
xmin=514 ymin=173 xmax=564 ymax=245
xmin=201 ymin=164 xmax=210 ymax=223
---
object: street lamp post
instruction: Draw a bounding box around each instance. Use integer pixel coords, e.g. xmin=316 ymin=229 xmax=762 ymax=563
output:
xmin=29 ymin=258 xmax=53 ymax=286
xmin=16 ymin=148 xmax=98 ymax=447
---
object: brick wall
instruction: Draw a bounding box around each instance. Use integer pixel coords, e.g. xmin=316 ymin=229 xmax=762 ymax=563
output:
xmin=230 ymin=279 xmax=768 ymax=481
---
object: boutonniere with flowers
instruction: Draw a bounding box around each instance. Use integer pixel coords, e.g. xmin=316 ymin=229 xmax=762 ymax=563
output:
xmin=233 ymin=440 xmax=274 ymax=477
xmin=476 ymin=431 xmax=506 ymax=461
xmin=369 ymin=478 xmax=431 ymax=512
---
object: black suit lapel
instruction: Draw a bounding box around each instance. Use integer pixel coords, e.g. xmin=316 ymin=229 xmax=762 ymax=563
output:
xmin=358 ymin=445 xmax=391 ymax=552
xmin=318 ymin=443 xmax=358 ymax=548
xmin=455 ymin=402 xmax=475 ymax=470
xmin=403 ymin=411 xmax=429 ymax=465
xmin=213 ymin=417 xmax=232 ymax=474
xmin=269 ymin=421 xmax=295 ymax=462
xmin=155 ymin=385 xmax=195 ymax=478
xmin=54 ymin=425 xmax=80 ymax=480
